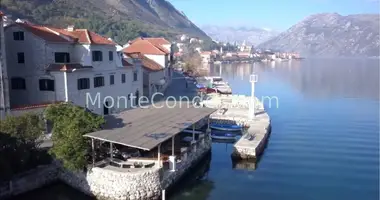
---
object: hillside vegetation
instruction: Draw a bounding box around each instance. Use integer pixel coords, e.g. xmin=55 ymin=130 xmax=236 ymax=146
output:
xmin=1 ymin=0 xmax=211 ymax=45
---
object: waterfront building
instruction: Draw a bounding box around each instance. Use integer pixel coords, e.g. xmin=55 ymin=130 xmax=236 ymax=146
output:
xmin=200 ymin=51 xmax=212 ymax=63
xmin=4 ymin=22 xmax=143 ymax=115
xmin=123 ymin=37 xmax=173 ymax=98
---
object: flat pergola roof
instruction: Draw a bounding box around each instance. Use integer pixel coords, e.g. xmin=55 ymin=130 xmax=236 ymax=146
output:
xmin=84 ymin=102 xmax=216 ymax=151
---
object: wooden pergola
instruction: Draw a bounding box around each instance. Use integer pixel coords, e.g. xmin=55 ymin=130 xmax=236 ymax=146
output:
xmin=84 ymin=102 xmax=216 ymax=168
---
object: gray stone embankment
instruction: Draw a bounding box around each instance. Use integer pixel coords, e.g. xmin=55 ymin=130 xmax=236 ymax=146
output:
xmin=0 ymin=164 xmax=59 ymax=199
xmin=1 ymin=136 xmax=212 ymax=200
xmin=59 ymin=167 xmax=162 ymax=200
xmin=202 ymin=94 xmax=271 ymax=159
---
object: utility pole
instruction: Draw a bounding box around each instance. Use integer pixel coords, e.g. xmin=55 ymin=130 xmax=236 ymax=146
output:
xmin=249 ymin=74 xmax=258 ymax=120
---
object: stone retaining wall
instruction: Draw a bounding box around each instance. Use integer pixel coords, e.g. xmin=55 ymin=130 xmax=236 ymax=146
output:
xmin=161 ymin=135 xmax=211 ymax=190
xmin=1 ymin=137 xmax=212 ymax=200
xmin=59 ymin=167 xmax=162 ymax=200
xmin=0 ymin=164 xmax=59 ymax=199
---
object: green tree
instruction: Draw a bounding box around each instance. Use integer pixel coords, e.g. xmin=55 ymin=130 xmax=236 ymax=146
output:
xmin=0 ymin=113 xmax=47 ymax=181
xmin=45 ymin=103 xmax=105 ymax=171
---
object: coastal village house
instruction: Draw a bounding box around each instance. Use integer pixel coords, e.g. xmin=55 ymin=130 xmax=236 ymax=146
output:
xmin=4 ymin=21 xmax=143 ymax=116
xmin=200 ymin=51 xmax=212 ymax=63
xmin=123 ymin=37 xmax=173 ymax=99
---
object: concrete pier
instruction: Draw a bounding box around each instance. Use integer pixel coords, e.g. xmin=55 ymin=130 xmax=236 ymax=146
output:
xmin=201 ymin=94 xmax=271 ymax=159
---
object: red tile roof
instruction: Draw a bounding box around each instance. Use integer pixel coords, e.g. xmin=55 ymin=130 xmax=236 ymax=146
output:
xmin=201 ymin=51 xmax=212 ymax=55
xmin=129 ymin=37 xmax=171 ymax=45
xmin=122 ymin=58 xmax=133 ymax=68
xmin=126 ymin=53 xmax=163 ymax=72
xmin=9 ymin=23 xmax=115 ymax=45
xmin=123 ymin=40 xmax=168 ymax=55
xmin=11 ymin=101 xmax=63 ymax=111
xmin=46 ymin=63 xmax=93 ymax=72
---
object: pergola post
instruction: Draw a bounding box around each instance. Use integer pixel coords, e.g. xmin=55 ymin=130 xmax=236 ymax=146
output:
xmin=91 ymin=138 xmax=95 ymax=167
xmin=169 ymin=136 xmax=176 ymax=172
xmin=192 ymin=124 xmax=195 ymax=142
xmin=191 ymin=124 xmax=197 ymax=152
xmin=110 ymin=142 xmax=113 ymax=160
xmin=157 ymin=144 xmax=161 ymax=168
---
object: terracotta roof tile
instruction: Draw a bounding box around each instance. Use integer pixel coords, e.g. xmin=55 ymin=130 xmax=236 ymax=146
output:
xmin=122 ymin=58 xmax=133 ymax=68
xmin=9 ymin=23 xmax=115 ymax=45
xmin=123 ymin=40 xmax=168 ymax=55
xmin=201 ymin=51 xmax=212 ymax=55
xmin=12 ymin=23 xmax=73 ymax=43
xmin=11 ymin=101 xmax=64 ymax=111
xmin=129 ymin=37 xmax=170 ymax=46
xmin=49 ymin=28 xmax=115 ymax=45
xmin=126 ymin=53 xmax=163 ymax=72
xmin=46 ymin=63 xmax=93 ymax=72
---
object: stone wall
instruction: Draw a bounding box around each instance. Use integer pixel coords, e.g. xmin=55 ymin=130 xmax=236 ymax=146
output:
xmin=0 ymin=164 xmax=59 ymax=199
xmin=1 ymin=136 xmax=212 ymax=200
xmin=59 ymin=167 xmax=162 ymax=200
xmin=161 ymin=135 xmax=212 ymax=190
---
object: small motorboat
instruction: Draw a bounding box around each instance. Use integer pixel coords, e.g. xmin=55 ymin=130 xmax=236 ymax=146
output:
xmin=210 ymin=123 xmax=243 ymax=132
xmin=211 ymin=131 xmax=238 ymax=140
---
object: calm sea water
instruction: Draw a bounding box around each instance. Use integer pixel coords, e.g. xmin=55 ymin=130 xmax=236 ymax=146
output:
xmin=13 ymin=59 xmax=379 ymax=200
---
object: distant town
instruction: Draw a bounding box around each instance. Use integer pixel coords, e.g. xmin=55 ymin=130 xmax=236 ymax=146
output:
xmin=173 ymin=34 xmax=303 ymax=64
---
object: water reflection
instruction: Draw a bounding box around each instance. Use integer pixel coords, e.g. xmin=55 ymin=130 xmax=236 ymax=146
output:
xmin=231 ymin=159 xmax=258 ymax=171
xmin=210 ymin=59 xmax=380 ymax=101
xmin=168 ymin=151 xmax=213 ymax=200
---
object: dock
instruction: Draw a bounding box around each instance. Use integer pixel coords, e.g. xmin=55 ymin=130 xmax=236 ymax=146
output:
xmin=201 ymin=94 xmax=271 ymax=159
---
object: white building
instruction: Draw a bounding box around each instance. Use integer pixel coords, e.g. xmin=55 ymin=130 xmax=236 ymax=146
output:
xmin=123 ymin=38 xmax=173 ymax=99
xmin=190 ymin=38 xmax=198 ymax=44
xmin=200 ymin=51 xmax=212 ymax=63
xmin=4 ymin=22 xmax=142 ymax=115
xmin=180 ymin=34 xmax=188 ymax=42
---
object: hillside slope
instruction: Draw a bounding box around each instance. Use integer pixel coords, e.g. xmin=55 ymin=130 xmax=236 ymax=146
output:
xmin=1 ymin=0 xmax=210 ymax=44
xmin=258 ymin=13 xmax=380 ymax=57
xmin=202 ymin=25 xmax=279 ymax=46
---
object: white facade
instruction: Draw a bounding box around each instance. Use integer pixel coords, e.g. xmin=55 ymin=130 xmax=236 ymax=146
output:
xmin=5 ymin=24 xmax=143 ymax=115
xmin=180 ymin=34 xmax=188 ymax=42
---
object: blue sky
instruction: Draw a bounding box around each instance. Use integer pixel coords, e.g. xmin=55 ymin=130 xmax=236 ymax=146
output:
xmin=169 ymin=0 xmax=380 ymax=31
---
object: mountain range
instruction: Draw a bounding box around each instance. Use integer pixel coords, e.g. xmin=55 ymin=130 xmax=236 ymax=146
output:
xmin=258 ymin=13 xmax=380 ymax=57
xmin=201 ymin=25 xmax=279 ymax=46
xmin=1 ymin=0 xmax=210 ymax=44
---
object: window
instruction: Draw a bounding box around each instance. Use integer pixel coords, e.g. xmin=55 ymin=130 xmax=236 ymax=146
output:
xmin=13 ymin=31 xmax=24 ymax=41
xmin=109 ymin=51 xmax=113 ymax=61
xmin=77 ymin=78 xmax=90 ymax=90
xmin=39 ymin=79 xmax=55 ymax=91
xmin=11 ymin=77 xmax=26 ymax=90
xmin=94 ymin=76 xmax=104 ymax=88
xmin=17 ymin=52 xmax=25 ymax=63
xmin=133 ymin=71 xmax=138 ymax=81
xmin=110 ymin=75 xmax=114 ymax=85
xmin=55 ymin=52 xmax=70 ymax=63
xmin=92 ymin=51 xmax=103 ymax=61
xmin=121 ymin=74 xmax=126 ymax=83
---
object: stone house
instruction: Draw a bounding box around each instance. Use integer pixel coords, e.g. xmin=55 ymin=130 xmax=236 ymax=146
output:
xmin=123 ymin=38 xmax=173 ymax=99
xmin=4 ymin=22 xmax=143 ymax=116
xmin=200 ymin=51 xmax=212 ymax=63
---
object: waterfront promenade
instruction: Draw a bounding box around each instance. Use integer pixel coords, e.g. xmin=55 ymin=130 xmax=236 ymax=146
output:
xmin=201 ymin=95 xmax=271 ymax=159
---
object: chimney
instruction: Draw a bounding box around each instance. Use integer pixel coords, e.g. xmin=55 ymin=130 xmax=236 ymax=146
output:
xmin=67 ymin=25 xmax=74 ymax=32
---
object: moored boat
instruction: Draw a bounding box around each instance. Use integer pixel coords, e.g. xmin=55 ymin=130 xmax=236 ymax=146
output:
xmin=211 ymin=131 xmax=238 ymax=140
xmin=210 ymin=123 xmax=242 ymax=131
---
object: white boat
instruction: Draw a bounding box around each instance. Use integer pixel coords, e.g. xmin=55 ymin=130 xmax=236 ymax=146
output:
xmin=213 ymin=83 xmax=232 ymax=94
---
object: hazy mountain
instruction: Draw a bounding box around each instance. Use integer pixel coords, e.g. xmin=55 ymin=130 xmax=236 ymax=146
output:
xmin=258 ymin=13 xmax=380 ymax=57
xmin=201 ymin=25 xmax=279 ymax=46
xmin=1 ymin=0 xmax=210 ymax=44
